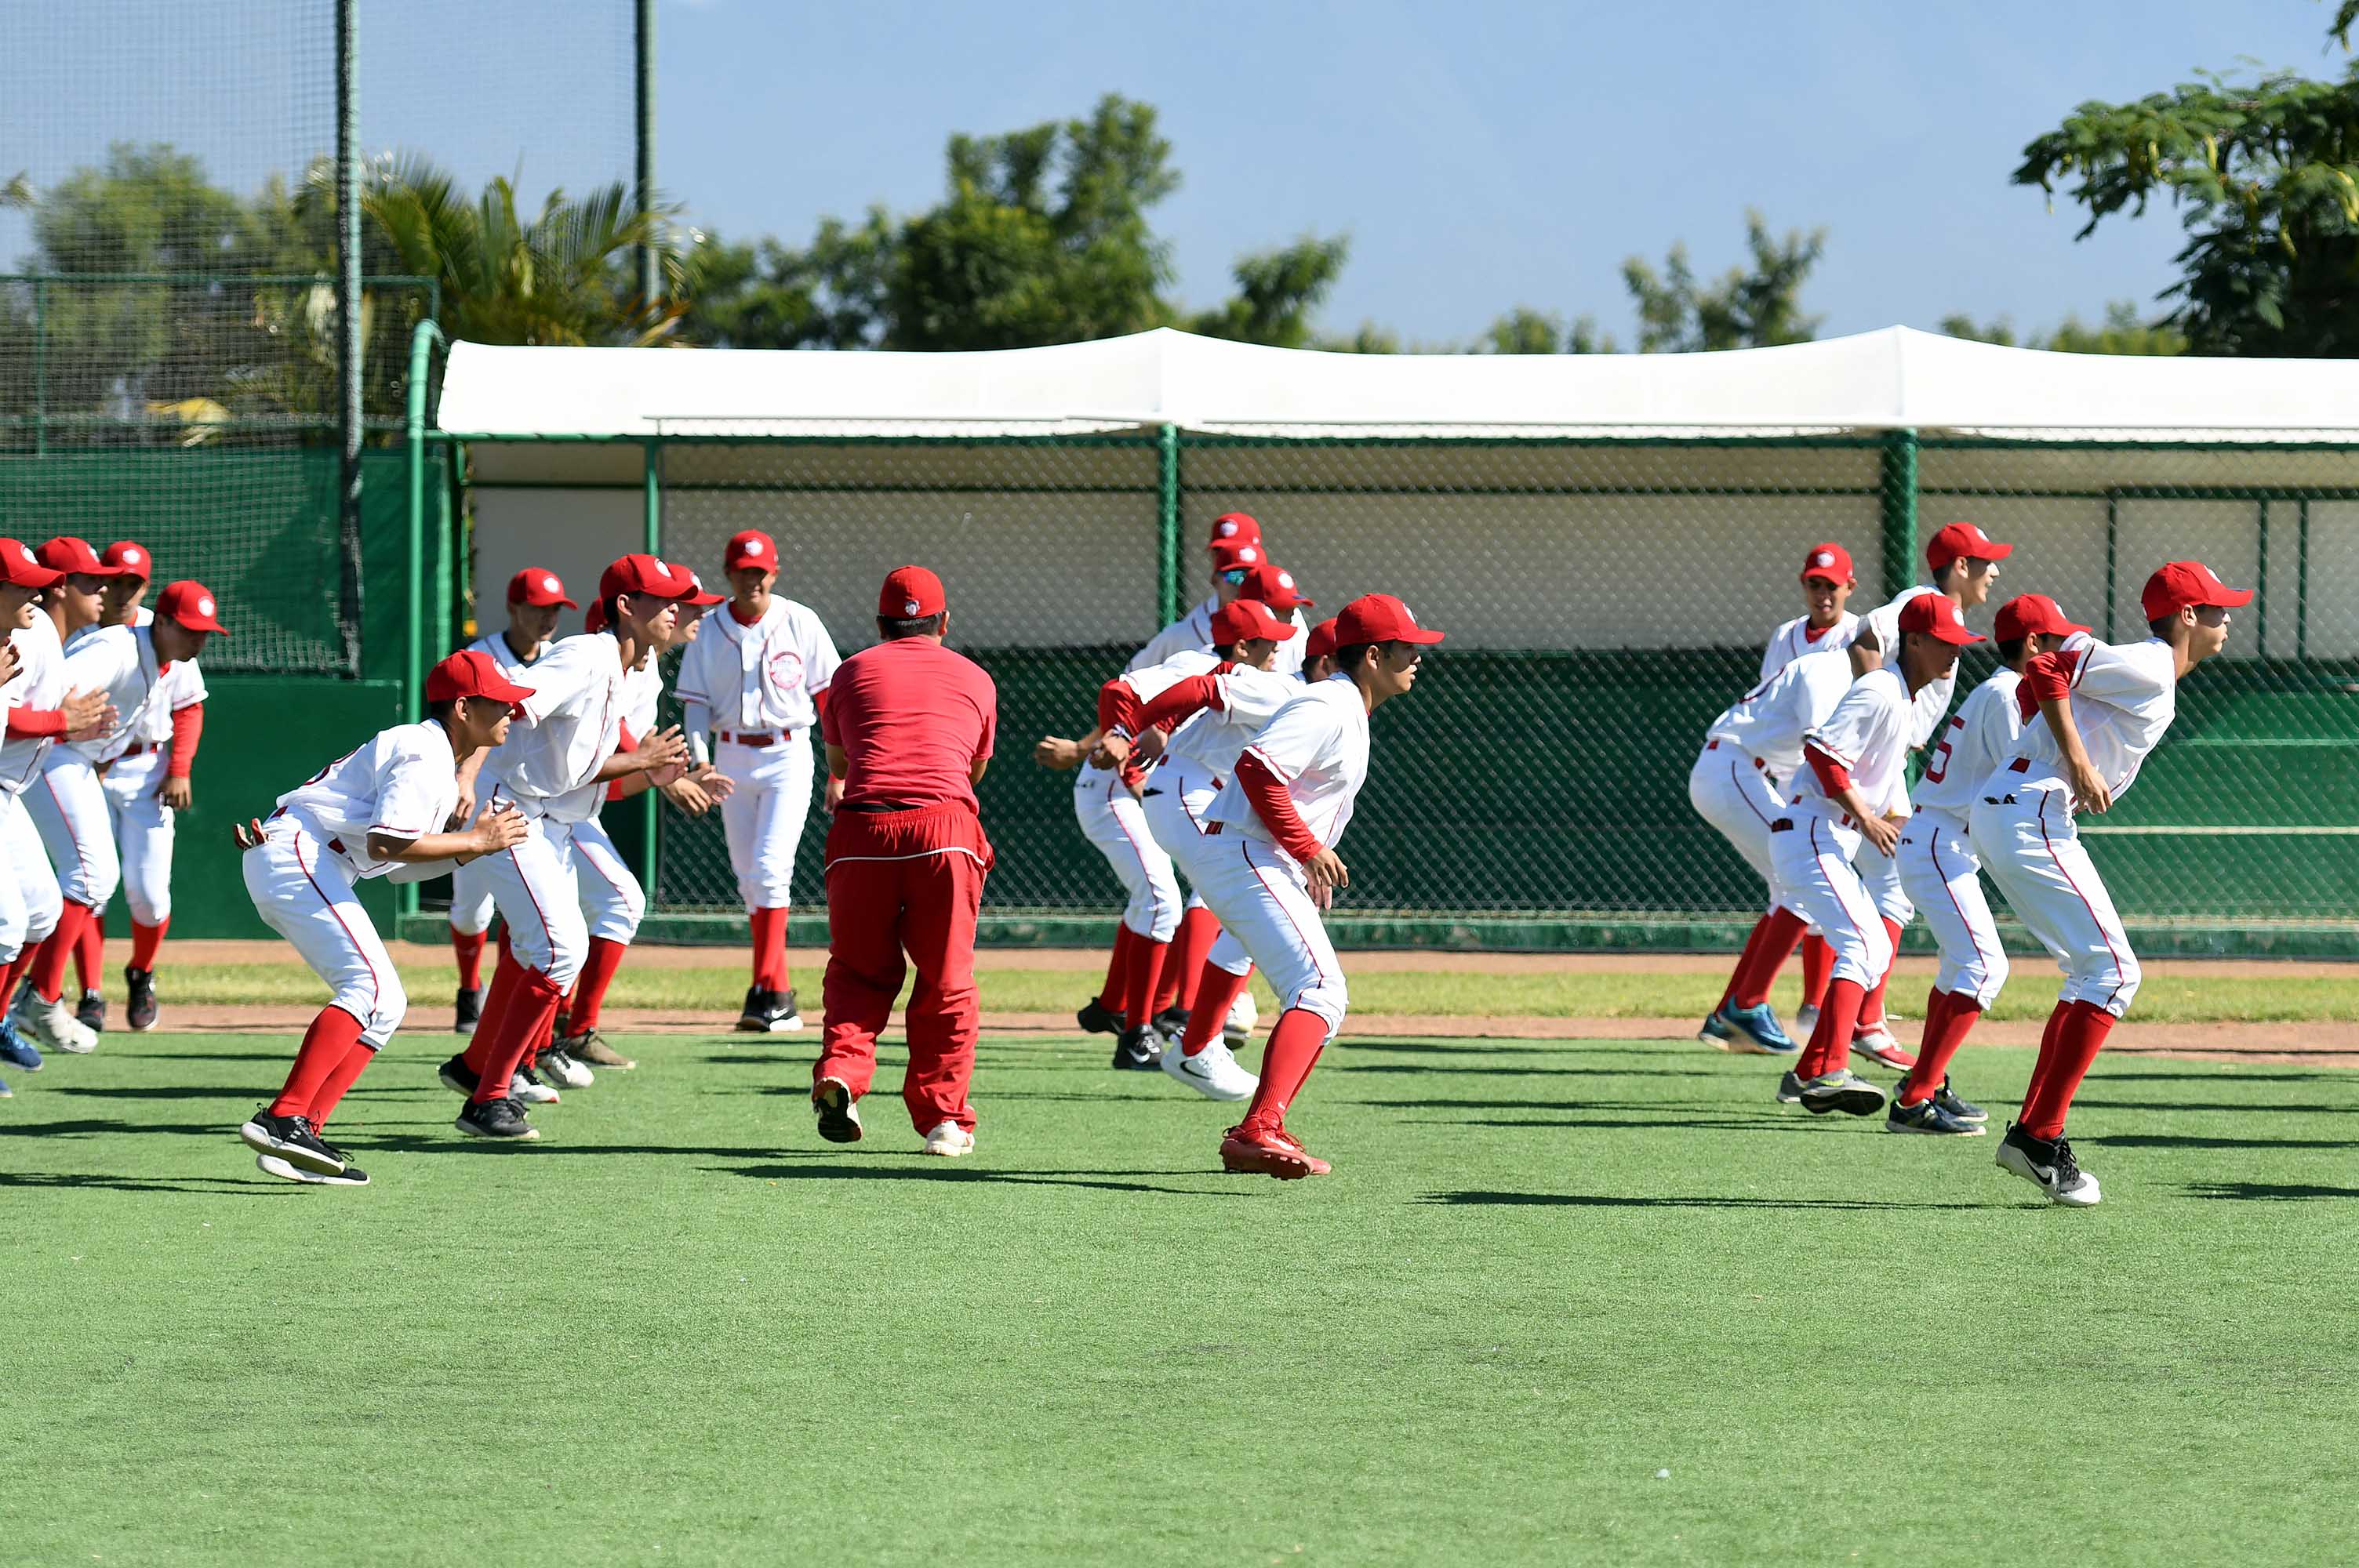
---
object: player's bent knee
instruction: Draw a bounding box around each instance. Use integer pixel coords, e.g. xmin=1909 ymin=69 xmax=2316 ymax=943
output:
xmin=370 ymin=977 xmax=410 ymax=1044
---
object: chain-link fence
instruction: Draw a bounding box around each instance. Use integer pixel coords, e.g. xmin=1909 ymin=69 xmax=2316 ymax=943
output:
xmin=453 ymin=429 xmax=2359 ymax=946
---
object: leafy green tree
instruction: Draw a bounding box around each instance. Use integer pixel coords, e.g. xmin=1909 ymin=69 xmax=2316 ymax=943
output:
xmin=1940 ymin=301 xmax=2186 ymax=355
xmin=1623 ymin=210 xmax=1824 ymax=352
xmin=1476 ymin=306 xmax=1616 ymax=354
xmin=1183 ymin=236 xmax=1350 ymax=348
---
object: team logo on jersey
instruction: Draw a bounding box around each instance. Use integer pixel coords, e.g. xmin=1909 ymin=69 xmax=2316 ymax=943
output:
xmin=768 ymin=649 xmax=805 ymax=690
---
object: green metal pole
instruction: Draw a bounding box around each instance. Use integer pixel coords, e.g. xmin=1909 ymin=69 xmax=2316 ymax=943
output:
xmin=1156 ymin=424 xmax=1182 ymax=626
xmin=635 ymin=0 xmax=658 ymax=311
xmin=1877 ymin=428 xmax=1919 ymax=598
xmin=404 ymin=319 xmax=446 ymax=722
xmin=640 ymin=438 xmax=663 ymax=902
xmin=29 ymin=277 xmax=45 ymax=458
xmin=2255 ymin=499 xmax=2270 ymax=655
xmin=336 ymin=0 xmax=364 ymax=677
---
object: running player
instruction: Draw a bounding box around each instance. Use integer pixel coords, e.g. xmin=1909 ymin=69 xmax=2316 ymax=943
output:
xmin=1193 ymin=593 xmax=1445 ymax=1179
xmin=1760 ymin=542 xmax=1863 ymax=1039
xmin=234 ymin=649 xmax=532 ymax=1185
xmin=1888 ymin=593 xmax=2086 ymax=1134
xmin=809 ymin=565 xmax=998 ymax=1156
xmin=1772 ymin=595 xmax=1982 ymax=1116
xmin=1975 ymin=561 xmax=2248 ymax=1207
xmin=676 ymin=528 xmax=841 ymax=1035
xmin=446 ymin=567 xmax=574 ymax=1031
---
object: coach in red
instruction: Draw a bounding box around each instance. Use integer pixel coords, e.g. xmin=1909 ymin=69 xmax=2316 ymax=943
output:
xmin=809 ymin=566 xmax=998 ymax=1156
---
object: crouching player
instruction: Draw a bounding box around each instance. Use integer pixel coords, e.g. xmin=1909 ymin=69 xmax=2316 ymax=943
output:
xmin=1771 ymin=597 xmax=1980 ymax=1116
xmin=234 ymin=650 xmax=531 ymax=1185
xmin=1974 ymin=562 xmax=2247 ymax=1207
xmin=1192 ymin=593 xmax=1443 ymax=1179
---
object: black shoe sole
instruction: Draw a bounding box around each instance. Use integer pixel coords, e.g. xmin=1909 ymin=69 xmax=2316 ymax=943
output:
xmin=437 ymin=1065 xmax=479 ymax=1096
xmin=1804 ymin=1086 xmax=1888 ymax=1117
xmin=453 ymin=1114 xmax=539 ymax=1141
xmin=815 ymin=1113 xmax=862 ymax=1143
xmin=237 ymin=1120 xmax=345 ymax=1176
xmin=1110 ymin=1051 xmax=1164 ymax=1070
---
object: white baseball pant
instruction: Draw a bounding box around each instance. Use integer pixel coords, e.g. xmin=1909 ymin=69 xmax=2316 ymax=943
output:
xmin=1073 ymin=763 xmax=1181 ymax=942
xmin=1142 ymin=757 xmax=1252 ymax=978
xmin=1687 ymin=741 xmax=1783 ymax=892
xmin=717 ymin=735 xmax=814 ymax=910
xmin=0 ymin=792 xmax=63 ymax=963
xmin=475 ymin=795 xmax=589 ymax=989
xmin=1182 ymin=830 xmax=1347 ymax=1034
xmin=1769 ymin=813 xmax=1893 ymax=991
xmin=1855 ymin=838 xmax=1916 ymax=925
xmin=28 ymin=753 xmax=119 ymax=910
xmin=242 ymin=818 xmax=407 ymax=1045
xmin=1895 ymin=805 xmax=2008 ymax=1007
xmin=1971 ymin=786 xmax=2140 ymax=1018
xmin=447 ymin=855 xmax=500 ymax=938
xmin=570 ymin=815 xmax=646 ymax=942
xmin=100 ymin=747 xmax=175 ymax=927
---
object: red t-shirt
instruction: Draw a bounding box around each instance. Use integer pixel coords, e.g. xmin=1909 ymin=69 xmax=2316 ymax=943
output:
xmin=820 ymin=637 xmax=997 ymax=812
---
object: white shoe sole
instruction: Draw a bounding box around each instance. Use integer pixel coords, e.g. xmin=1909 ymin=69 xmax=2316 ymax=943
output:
xmin=921 ymin=1137 xmax=974 ymax=1157
xmin=1995 ymin=1142 xmax=2101 ymax=1205
xmin=237 ymin=1120 xmax=344 ymax=1175
xmin=256 ymin=1152 xmax=369 ymax=1186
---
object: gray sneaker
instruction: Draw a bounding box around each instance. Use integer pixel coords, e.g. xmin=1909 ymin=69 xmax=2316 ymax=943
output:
xmin=1798 ymin=1068 xmax=1886 ymax=1117
xmin=1887 ymin=1093 xmax=1987 ymax=1136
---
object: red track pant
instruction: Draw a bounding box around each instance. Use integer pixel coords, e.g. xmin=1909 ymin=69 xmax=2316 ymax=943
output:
xmin=813 ymin=804 xmax=990 ymax=1135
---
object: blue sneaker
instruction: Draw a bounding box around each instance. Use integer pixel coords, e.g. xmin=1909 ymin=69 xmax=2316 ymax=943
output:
xmin=0 ymin=1016 xmax=42 ymax=1072
xmin=1714 ymin=1001 xmax=1797 ymax=1055
xmin=1698 ymin=1011 xmax=1735 ymax=1049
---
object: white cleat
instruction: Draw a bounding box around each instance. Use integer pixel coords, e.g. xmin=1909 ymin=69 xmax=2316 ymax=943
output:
xmin=1161 ymin=1038 xmax=1258 ymax=1102
xmin=19 ymin=994 xmax=96 ymax=1054
xmin=919 ymin=1121 xmax=975 ymax=1158
xmin=1852 ymin=1025 xmax=1914 ymax=1071
xmin=1223 ymin=989 xmax=1258 ymax=1047
xmin=510 ymin=1071 xmax=560 ymax=1105
xmin=538 ymin=1047 xmax=594 ymax=1089
xmin=1996 ymin=1125 xmax=2102 ymax=1207
xmin=256 ymin=1152 xmax=370 ymax=1187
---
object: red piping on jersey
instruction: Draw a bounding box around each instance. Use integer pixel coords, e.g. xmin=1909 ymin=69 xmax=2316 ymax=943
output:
xmin=1235 ymin=751 xmax=1323 ymax=864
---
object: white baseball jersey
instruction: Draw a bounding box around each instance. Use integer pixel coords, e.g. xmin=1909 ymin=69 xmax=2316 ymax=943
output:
xmin=676 ymin=597 xmax=838 ymax=746
xmin=1760 ymin=611 xmax=1860 ymax=683
xmin=1911 ymin=668 xmax=2023 ymax=819
xmin=1788 ymin=666 xmax=1914 ymax=822
xmin=623 ymin=652 xmax=663 ymax=739
xmin=0 ymin=611 xmax=67 ymax=797
xmin=1706 ymin=646 xmax=1856 ymax=779
xmin=1203 ymin=673 xmax=1369 ymax=854
xmin=57 ymin=624 xmax=179 ymax=763
xmin=1117 ymin=647 xmax=1220 ymax=723
xmin=118 ymin=607 xmax=205 ymax=747
xmin=1161 ymin=663 xmax=1302 ymax=775
xmin=274 ymin=720 xmax=460 ymax=880
xmin=485 ymin=630 xmax=629 ymax=822
xmin=1129 ymin=594 xmax=1309 ymax=679
xmin=1996 ymin=633 xmax=2177 ymax=805
xmin=1859 ymin=586 xmax=1957 ymax=746
xmin=467 ymin=629 xmax=547 ymax=681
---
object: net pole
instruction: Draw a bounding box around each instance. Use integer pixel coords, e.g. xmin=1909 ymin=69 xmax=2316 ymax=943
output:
xmin=634 ymin=0 xmax=657 ymax=310
xmin=335 ymin=0 xmax=364 ymax=674
xmin=29 ymin=276 xmax=45 ymax=458
xmin=640 ymin=436 xmax=663 ymax=900
xmin=1157 ymin=423 xmax=1181 ymax=625
xmin=1878 ymin=427 xmax=1918 ymax=598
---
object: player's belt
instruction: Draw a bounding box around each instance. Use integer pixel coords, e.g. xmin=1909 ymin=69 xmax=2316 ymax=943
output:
xmin=718 ymin=728 xmax=799 ymax=747
xmin=118 ymin=741 xmax=158 ymax=758
xmin=1770 ymin=812 xmax=1858 ymax=833
xmin=840 ymin=800 xmax=921 ymax=814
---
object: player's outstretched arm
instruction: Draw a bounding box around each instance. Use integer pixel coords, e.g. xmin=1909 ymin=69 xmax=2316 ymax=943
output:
xmin=367 ymin=799 xmax=529 ymax=866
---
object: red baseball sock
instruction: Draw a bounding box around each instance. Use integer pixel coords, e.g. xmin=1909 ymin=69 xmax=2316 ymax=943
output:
xmin=1122 ymin=933 xmax=1169 ymax=1030
xmin=1241 ymin=1007 xmax=1331 ymax=1130
xmin=1856 ymin=918 xmax=1904 ymax=1028
xmin=30 ymin=902 xmax=93 ymax=1004
xmin=1900 ymin=989 xmax=1984 ymax=1105
xmin=1726 ymin=907 xmax=1807 ymax=1009
xmin=75 ymin=916 xmax=102 ymax=994
xmin=569 ymin=937 xmax=628 ymax=1033
xmin=2019 ymin=1000 xmax=2068 ymax=1120
xmin=451 ymin=926 xmax=487 ymax=991
xmin=0 ymin=947 xmax=36 ymax=1005
xmin=747 ymin=907 xmax=787 ymax=990
xmin=1800 ymin=935 xmax=1833 ymax=1009
xmin=1167 ymin=906 xmax=1219 ymax=1013
xmin=269 ymin=1007 xmax=366 ymax=1117
xmin=1098 ymin=926 xmax=1135 ymax=1011
xmin=1182 ymin=963 xmax=1251 ymax=1055
xmin=307 ymin=1036 xmax=378 ymax=1128
xmin=130 ymin=917 xmax=169 ymax=973
xmin=2019 ymin=999 xmax=2116 ymax=1140
xmin=473 ymin=967 xmax=565 ymax=1105
xmin=463 ymin=945 xmax=529 ymax=1074
xmin=1797 ymin=977 xmax=1866 ymax=1079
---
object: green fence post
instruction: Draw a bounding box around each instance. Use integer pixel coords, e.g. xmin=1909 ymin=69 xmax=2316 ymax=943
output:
xmin=1879 ymin=428 xmax=1919 ymax=597
xmin=641 ymin=437 xmax=663 ymax=902
xmin=1157 ymin=423 xmax=1182 ymax=626
xmin=30 ymin=277 xmax=46 ymax=459
xmin=400 ymin=318 xmax=445 ymax=927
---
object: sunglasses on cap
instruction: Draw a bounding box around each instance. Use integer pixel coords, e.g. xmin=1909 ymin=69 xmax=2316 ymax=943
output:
xmin=1216 ymin=568 xmax=1249 ymax=586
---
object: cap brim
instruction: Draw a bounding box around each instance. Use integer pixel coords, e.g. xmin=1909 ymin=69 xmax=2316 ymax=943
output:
xmin=11 ymin=565 xmax=64 ymax=589
xmin=1394 ymin=626 xmax=1446 ymax=644
xmin=478 ymin=674 xmax=534 ymax=704
xmin=1929 ymin=626 xmax=1983 ymax=645
xmin=684 ymin=590 xmax=723 ymax=606
xmin=174 ymin=613 xmax=229 ymax=634
xmin=2211 ymin=586 xmax=2255 ymax=608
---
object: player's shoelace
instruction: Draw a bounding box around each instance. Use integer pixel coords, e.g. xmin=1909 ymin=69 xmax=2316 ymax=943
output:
xmin=2049 ymin=1137 xmax=2081 ymax=1183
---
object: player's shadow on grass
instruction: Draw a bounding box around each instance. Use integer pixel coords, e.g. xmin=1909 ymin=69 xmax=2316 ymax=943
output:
xmin=2183 ymin=1181 xmax=2359 ymax=1200
xmin=1421 ymin=1189 xmax=1990 ymax=1211
xmin=1342 ymin=1062 xmax=1726 ymax=1078
xmin=2092 ymin=1070 xmax=2337 ymax=1084
xmin=717 ymin=1161 xmax=1247 ymax=1198
xmin=48 ymin=1084 xmax=252 ymax=1102
xmin=1 ymin=1117 xmax=224 ymax=1139
xmin=0 ymin=1171 xmax=296 ymax=1196
xmin=2070 ymin=1098 xmax=2359 ymax=1115
xmin=2083 ymin=1132 xmax=2359 ymax=1149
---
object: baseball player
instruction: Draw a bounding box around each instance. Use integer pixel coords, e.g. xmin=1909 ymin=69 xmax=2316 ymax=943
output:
xmin=676 ymin=528 xmax=841 ymax=1034
xmin=1844 ymin=521 xmax=2013 ymax=1069
xmin=1129 ymin=513 xmax=1274 ymax=672
xmin=25 ymin=579 xmax=227 ymax=1037
xmin=438 ymin=554 xmax=694 ymax=1141
xmin=446 ymin=567 xmax=576 ymax=1033
xmin=1759 ymin=542 xmax=1863 ymax=1036
xmin=1975 ymin=561 xmax=2248 ymax=1207
xmin=1691 ymin=640 xmax=1859 ymax=1056
xmin=809 ymin=565 xmax=998 ymax=1156
xmin=1773 ymin=596 xmax=1982 ymax=1117
xmin=1887 ymin=593 xmax=2087 ymax=1134
xmin=1193 ymin=592 xmax=1445 ymax=1179
xmin=234 ymin=649 xmax=533 ymax=1185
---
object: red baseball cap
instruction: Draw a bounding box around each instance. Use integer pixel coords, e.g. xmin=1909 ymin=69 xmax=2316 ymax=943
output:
xmin=1897 ymin=593 xmax=1983 ymax=646
xmin=725 ymin=529 xmax=778 ymax=573
xmin=1239 ymin=560 xmax=1313 ymax=612
xmin=2141 ymin=560 xmax=2254 ymax=621
xmin=880 ymin=564 xmax=947 ymax=619
xmin=1993 ymin=593 xmax=2088 ymax=643
xmin=597 ymin=553 xmax=701 ymax=605
xmin=1209 ymin=598 xmax=1292 ymax=645
xmin=1209 ymin=538 xmax=1264 ymax=573
xmin=0 ymin=539 xmax=63 ymax=590
xmin=37 ymin=536 xmax=121 ymax=579
xmin=1799 ymin=543 xmax=1855 ymax=586
xmin=1332 ymin=593 xmax=1445 ymax=647
xmin=1303 ymin=617 xmax=1339 ymax=661
xmin=672 ymin=565 xmax=725 ymax=607
xmin=154 ymin=580 xmax=229 ymax=635
xmin=507 ymin=567 xmax=576 ymax=609
xmin=1207 ymin=512 xmax=1261 ymax=549
xmin=583 ymin=599 xmax=609 ymax=634
xmin=426 ymin=648 xmax=534 ymax=706
xmin=1925 ymin=522 xmax=2013 ymax=571
xmin=104 ymin=541 xmax=154 ymax=580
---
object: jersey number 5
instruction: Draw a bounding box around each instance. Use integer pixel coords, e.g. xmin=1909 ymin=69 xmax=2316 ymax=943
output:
xmin=1921 ymin=718 xmax=1961 ymax=784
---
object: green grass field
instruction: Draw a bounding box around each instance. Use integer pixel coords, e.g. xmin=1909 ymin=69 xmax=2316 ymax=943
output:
xmin=9 ymin=1022 xmax=2359 ymax=1564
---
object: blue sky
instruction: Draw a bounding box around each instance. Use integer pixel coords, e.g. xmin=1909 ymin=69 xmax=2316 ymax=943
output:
xmin=7 ymin=1 xmax=2349 ymax=346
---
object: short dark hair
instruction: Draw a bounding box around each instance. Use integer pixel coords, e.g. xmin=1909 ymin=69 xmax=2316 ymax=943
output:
xmin=1331 ymin=641 xmax=1378 ymax=676
xmin=427 ymin=698 xmax=457 ymax=724
xmin=599 ymin=592 xmax=623 ymax=626
xmin=876 ymin=612 xmax=945 ymax=641
xmin=1996 ymin=637 xmax=2026 ymax=664
xmin=2148 ymin=615 xmax=2176 ymax=641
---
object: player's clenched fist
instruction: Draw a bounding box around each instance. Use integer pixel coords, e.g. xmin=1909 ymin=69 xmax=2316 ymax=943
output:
xmin=0 ymin=637 xmax=17 ymax=686
xmin=1032 ymin=735 xmax=1087 ymax=770
xmin=60 ymin=686 xmax=116 ymax=742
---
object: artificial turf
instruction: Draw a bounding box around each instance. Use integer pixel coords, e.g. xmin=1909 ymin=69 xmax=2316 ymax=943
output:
xmin=8 ymin=1024 xmax=2359 ymax=1565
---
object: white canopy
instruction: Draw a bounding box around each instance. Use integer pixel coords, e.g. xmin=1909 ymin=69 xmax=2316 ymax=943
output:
xmin=437 ymin=325 xmax=2359 ymax=441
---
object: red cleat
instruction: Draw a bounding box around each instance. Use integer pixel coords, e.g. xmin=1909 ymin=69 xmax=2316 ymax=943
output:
xmin=1219 ymin=1122 xmax=1315 ymax=1180
xmin=1268 ymin=1126 xmax=1332 ymax=1176
xmin=1852 ymin=1025 xmax=1917 ymax=1072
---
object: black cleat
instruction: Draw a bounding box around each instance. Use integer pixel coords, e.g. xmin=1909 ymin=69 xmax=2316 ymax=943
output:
xmin=736 ymin=985 xmax=775 ymax=1033
xmin=1076 ymin=998 xmax=1124 ymax=1036
xmin=812 ymin=1076 xmax=864 ymax=1143
xmin=1934 ymin=1077 xmax=1989 ymax=1124
xmin=775 ymin=987 xmax=802 ymax=1030
xmin=455 ymin=1096 xmax=540 ymax=1141
xmin=124 ymin=967 xmax=158 ymax=1033
xmin=1995 ymin=1123 xmax=2100 ymax=1206
xmin=1887 ymin=1094 xmax=1987 ymax=1136
xmin=453 ymin=985 xmax=482 ymax=1033
xmin=1153 ymin=1006 xmax=1191 ymax=1037
xmin=1111 ymin=1024 xmax=1165 ymax=1071
xmin=238 ymin=1108 xmax=345 ymax=1175
xmin=76 ymin=990 xmax=106 ymax=1035
xmin=436 ymin=1054 xmax=482 ymax=1096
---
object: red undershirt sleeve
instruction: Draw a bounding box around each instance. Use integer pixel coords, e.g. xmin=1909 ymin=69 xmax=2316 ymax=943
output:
xmin=5 ymin=706 xmax=65 ymax=738
xmin=1234 ymin=751 xmax=1324 ymax=863
xmin=1096 ymin=677 xmax=1143 ymax=738
xmin=606 ymin=724 xmax=639 ymax=801
xmin=1139 ymin=673 xmax=1222 ymax=733
xmin=165 ymin=702 xmax=204 ymax=778
xmin=2016 ymin=652 xmax=2074 ymax=721
xmin=812 ymin=687 xmax=830 ymax=731
xmin=1803 ymin=741 xmax=1852 ymax=795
